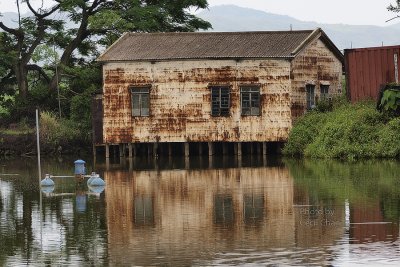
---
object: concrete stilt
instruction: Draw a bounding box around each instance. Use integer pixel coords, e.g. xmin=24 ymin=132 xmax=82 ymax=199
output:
xmin=263 ymin=142 xmax=267 ymax=155
xmin=119 ymin=144 xmax=124 ymax=158
xmin=154 ymin=142 xmax=159 ymax=158
xmin=133 ymin=143 xmax=137 ymax=157
xmin=237 ymin=142 xmax=242 ymax=156
xmin=184 ymin=142 xmax=190 ymax=158
xmin=222 ymin=142 xmax=228 ymax=155
xmin=128 ymin=143 xmax=133 ymax=158
xmin=105 ymin=144 xmax=110 ymax=158
xmin=208 ymin=142 xmax=214 ymax=156
xmin=168 ymin=143 xmax=172 ymax=157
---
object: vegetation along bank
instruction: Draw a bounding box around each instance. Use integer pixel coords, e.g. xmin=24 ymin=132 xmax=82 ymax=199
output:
xmin=283 ymin=97 xmax=400 ymax=159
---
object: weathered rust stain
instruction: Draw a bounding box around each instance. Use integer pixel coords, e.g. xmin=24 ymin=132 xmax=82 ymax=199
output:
xmin=99 ymin=40 xmax=342 ymax=144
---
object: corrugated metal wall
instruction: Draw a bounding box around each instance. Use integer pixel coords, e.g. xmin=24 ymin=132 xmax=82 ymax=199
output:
xmin=345 ymin=45 xmax=400 ymax=103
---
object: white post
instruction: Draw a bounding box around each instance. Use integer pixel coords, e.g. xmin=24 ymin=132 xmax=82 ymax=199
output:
xmin=36 ymin=109 xmax=42 ymax=181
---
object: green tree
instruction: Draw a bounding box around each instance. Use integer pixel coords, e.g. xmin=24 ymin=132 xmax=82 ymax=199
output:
xmin=0 ymin=0 xmax=211 ymax=103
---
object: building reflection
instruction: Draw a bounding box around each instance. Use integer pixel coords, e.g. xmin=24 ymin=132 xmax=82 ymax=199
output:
xmin=104 ymin=167 xmax=348 ymax=266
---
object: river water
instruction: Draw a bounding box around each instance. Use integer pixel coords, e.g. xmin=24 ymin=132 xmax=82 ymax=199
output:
xmin=1 ymin=155 xmax=400 ymax=266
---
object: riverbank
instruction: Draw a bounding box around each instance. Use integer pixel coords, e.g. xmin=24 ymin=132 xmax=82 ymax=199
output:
xmin=0 ymin=112 xmax=91 ymax=157
xmin=283 ymin=100 xmax=400 ymax=159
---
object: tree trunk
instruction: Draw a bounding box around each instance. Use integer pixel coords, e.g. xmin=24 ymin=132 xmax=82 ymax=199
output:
xmin=15 ymin=61 xmax=28 ymax=100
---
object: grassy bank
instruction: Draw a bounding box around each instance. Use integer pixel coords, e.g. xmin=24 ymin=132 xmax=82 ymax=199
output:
xmin=283 ymin=99 xmax=400 ymax=159
xmin=0 ymin=112 xmax=91 ymax=156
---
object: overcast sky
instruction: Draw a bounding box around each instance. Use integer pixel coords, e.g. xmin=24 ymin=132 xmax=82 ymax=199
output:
xmin=0 ymin=0 xmax=399 ymax=26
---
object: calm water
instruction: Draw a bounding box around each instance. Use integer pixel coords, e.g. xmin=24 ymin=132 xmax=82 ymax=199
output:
xmin=1 ymin=155 xmax=400 ymax=266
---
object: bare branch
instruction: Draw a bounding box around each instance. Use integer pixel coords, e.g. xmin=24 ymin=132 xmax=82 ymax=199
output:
xmin=386 ymin=15 xmax=400 ymax=22
xmin=27 ymin=64 xmax=50 ymax=82
xmin=26 ymin=0 xmax=60 ymax=19
xmin=0 ymin=22 xmax=22 ymax=37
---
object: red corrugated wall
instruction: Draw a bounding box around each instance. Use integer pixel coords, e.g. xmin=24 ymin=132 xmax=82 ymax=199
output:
xmin=344 ymin=45 xmax=400 ymax=103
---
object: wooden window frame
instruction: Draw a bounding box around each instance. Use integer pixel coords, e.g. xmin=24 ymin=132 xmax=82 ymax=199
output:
xmin=306 ymin=84 xmax=315 ymax=110
xmin=240 ymin=86 xmax=261 ymax=116
xmin=210 ymin=86 xmax=230 ymax=117
xmin=130 ymin=86 xmax=150 ymax=117
xmin=320 ymin=84 xmax=330 ymax=100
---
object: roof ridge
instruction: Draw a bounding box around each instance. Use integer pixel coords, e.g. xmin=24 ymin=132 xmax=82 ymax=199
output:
xmin=126 ymin=29 xmax=315 ymax=36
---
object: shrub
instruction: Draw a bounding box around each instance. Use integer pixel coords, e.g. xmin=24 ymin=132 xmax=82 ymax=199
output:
xmin=39 ymin=111 xmax=87 ymax=153
xmin=283 ymin=100 xmax=400 ymax=159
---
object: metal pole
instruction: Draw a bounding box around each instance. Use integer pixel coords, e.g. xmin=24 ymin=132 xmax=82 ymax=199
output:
xmin=36 ymin=109 xmax=42 ymax=180
xmin=36 ymin=109 xmax=43 ymax=257
xmin=54 ymin=39 xmax=61 ymax=118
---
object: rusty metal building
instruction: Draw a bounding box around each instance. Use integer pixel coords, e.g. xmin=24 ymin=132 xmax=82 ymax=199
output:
xmin=95 ymin=28 xmax=343 ymax=158
xmin=344 ymin=45 xmax=400 ymax=103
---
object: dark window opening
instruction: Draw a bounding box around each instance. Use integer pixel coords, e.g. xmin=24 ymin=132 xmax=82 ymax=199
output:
xmin=306 ymin=84 xmax=315 ymax=110
xmin=320 ymin=84 xmax=330 ymax=100
xmin=241 ymin=86 xmax=260 ymax=116
xmin=211 ymin=86 xmax=230 ymax=116
xmin=130 ymin=87 xmax=150 ymax=116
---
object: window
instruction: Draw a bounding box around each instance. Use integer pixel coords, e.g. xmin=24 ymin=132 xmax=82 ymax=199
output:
xmin=306 ymin=84 xmax=315 ymax=110
xmin=320 ymin=84 xmax=330 ymax=100
xmin=211 ymin=86 xmax=230 ymax=116
xmin=241 ymin=86 xmax=260 ymax=116
xmin=130 ymin=87 xmax=150 ymax=116
xmin=134 ymin=195 xmax=154 ymax=226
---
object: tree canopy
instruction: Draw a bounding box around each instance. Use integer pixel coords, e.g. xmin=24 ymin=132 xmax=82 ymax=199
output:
xmin=0 ymin=0 xmax=211 ymax=116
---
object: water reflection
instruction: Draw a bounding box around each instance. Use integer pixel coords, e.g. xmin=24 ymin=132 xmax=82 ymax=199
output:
xmin=0 ymin=156 xmax=400 ymax=266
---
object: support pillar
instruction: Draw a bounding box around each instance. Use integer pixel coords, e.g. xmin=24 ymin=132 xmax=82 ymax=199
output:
xmin=119 ymin=144 xmax=124 ymax=158
xmin=263 ymin=142 xmax=267 ymax=155
xmin=133 ymin=144 xmax=137 ymax=157
xmin=237 ymin=142 xmax=242 ymax=168
xmin=237 ymin=142 xmax=242 ymax=156
xmin=198 ymin=143 xmax=203 ymax=156
xmin=208 ymin=142 xmax=214 ymax=156
xmin=105 ymin=144 xmax=110 ymax=158
xmin=128 ymin=143 xmax=133 ymax=158
xmin=153 ymin=142 xmax=159 ymax=158
xmin=257 ymin=142 xmax=261 ymax=155
xmin=168 ymin=143 xmax=172 ymax=157
xmin=222 ymin=142 xmax=228 ymax=155
xmin=249 ymin=142 xmax=254 ymax=155
xmin=184 ymin=142 xmax=190 ymax=158
xmin=147 ymin=144 xmax=152 ymax=157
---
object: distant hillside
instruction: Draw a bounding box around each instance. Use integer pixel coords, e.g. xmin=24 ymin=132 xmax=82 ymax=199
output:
xmin=198 ymin=5 xmax=400 ymax=51
xmin=3 ymin=6 xmax=400 ymax=52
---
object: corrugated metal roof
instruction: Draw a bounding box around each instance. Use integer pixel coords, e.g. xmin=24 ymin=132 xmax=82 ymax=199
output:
xmin=97 ymin=29 xmax=326 ymax=62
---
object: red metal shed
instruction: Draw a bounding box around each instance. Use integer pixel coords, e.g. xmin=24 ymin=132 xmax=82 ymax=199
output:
xmin=344 ymin=45 xmax=400 ymax=103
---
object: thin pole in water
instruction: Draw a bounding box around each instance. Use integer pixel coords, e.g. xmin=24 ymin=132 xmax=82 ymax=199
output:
xmin=36 ymin=109 xmax=43 ymax=253
xmin=36 ymin=109 xmax=42 ymax=180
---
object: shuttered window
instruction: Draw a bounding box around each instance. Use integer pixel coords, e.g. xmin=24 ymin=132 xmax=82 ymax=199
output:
xmin=130 ymin=87 xmax=150 ymax=116
xmin=241 ymin=86 xmax=260 ymax=116
xmin=211 ymin=86 xmax=230 ymax=116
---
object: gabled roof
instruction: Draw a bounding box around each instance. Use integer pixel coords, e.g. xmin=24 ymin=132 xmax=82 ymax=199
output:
xmin=97 ymin=28 xmax=343 ymax=62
